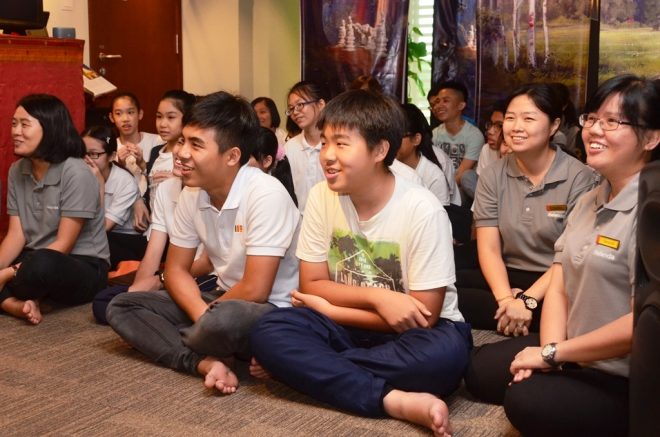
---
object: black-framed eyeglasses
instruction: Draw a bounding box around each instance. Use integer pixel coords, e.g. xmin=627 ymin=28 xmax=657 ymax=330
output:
xmin=86 ymin=151 xmax=107 ymax=160
xmin=578 ymin=113 xmax=644 ymax=131
xmin=285 ymin=100 xmax=319 ymax=116
xmin=485 ymin=121 xmax=503 ymax=131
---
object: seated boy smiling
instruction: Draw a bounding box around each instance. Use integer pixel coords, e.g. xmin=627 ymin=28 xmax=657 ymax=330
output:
xmin=252 ymin=89 xmax=472 ymax=436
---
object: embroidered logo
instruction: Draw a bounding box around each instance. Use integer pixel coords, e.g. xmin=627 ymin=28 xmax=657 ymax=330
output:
xmin=234 ymin=224 xmax=244 ymax=233
xmin=596 ymin=235 xmax=620 ymax=250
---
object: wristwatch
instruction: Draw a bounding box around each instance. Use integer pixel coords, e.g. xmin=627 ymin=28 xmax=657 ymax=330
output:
xmin=541 ymin=342 xmax=561 ymax=367
xmin=515 ymin=291 xmax=538 ymax=310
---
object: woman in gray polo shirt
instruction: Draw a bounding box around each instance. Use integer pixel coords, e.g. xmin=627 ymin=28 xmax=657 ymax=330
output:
xmin=468 ymin=75 xmax=659 ymax=436
xmin=459 ymin=83 xmax=596 ymax=334
xmin=0 ymin=94 xmax=109 ymax=324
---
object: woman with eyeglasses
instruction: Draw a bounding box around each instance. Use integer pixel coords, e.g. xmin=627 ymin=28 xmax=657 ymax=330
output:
xmin=83 ymin=125 xmax=146 ymax=270
xmin=466 ymin=74 xmax=659 ymax=436
xmin=283 ymin=81 xmax=327 ymax=214
xmin=0 ymin=94 xmax=109 ymax=324
xmin=458 ymin=83 xmax=596 ymax=335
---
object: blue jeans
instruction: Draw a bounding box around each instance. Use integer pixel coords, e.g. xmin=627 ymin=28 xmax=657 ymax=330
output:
xmin=252 ymin=307 xmax=473 ymax=417
xmin=106 ymin=288 xmax=276 ymax=375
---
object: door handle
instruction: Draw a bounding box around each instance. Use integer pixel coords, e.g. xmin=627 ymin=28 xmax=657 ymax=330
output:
xmin=99 ymin=52 xmax=123 ymax=60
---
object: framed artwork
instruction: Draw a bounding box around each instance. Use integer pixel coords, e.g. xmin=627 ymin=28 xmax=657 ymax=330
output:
xmin=475 ymin=0 xmax=591 ymax=126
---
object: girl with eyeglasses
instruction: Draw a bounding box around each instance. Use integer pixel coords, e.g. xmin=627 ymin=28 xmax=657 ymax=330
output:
xmin=83 ymin=125 xmax=145 ymax=270
xmin=467 ymin=74 xmax=660 ymax=436
xmin=0 ymin=94 xmax=109 ymax=324
xmin=283 ymin=81 xmax=327 ymax=213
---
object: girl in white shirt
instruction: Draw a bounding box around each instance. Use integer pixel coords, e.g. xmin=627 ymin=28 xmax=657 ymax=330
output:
xmin=251 ymin=96 xmax=287 ymax=160
xmin=397 ymin=103 xmax=453 ymax=206
xmin=283 ymin=81 xmax=327 ymax=214
xmin=145 ymin=90 xmax=196 ymax=212
xmin=83 ymin=125 xmax=145 ymax=269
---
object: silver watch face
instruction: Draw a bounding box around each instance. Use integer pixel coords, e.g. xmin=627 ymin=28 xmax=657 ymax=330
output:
xmin=542 ymin=343 xmax=554 ymax=358
xmin=524 ymin=297 xmax=538 ymax=309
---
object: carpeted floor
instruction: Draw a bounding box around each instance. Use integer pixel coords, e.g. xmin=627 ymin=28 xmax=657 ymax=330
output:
xmin=0 ymin=304 xmax=519 ymax=436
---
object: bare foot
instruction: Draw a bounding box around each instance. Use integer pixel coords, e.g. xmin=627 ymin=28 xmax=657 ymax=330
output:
xmin=249 ymin=357 xmax=272 ymax=380
xmin=383 ymin=390 xmax=452 ymax=437
xmin=197 ymin=357 xmax=239 ymax=394
xmin=1 ymin=297 xmax=42 ymax=325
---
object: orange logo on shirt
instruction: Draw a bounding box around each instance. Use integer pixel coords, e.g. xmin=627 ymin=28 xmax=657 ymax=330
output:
xmin=596 ymin=235 xmax=620 ymax=250
xmin=234 ymin=225 xmax=244 ymax=233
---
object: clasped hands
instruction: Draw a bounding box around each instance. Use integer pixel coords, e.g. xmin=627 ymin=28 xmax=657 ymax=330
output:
xmin=495 ymin=288 xmax=532 ymax=337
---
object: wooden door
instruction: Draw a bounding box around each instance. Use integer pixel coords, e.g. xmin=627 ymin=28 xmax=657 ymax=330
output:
xmin=88 ymin=0 xmax=182 ymax=132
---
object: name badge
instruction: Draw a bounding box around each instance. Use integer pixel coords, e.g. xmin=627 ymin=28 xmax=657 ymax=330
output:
xmin=596 ymin=235 xmax=620 ymax=250
xmin=546 ymin=204 xmax=567 ymax=218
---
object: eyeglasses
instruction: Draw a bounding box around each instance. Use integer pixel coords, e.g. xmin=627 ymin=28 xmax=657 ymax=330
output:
xmin=86 ymin=151 xmax=107 ymax=160
xmin=285 ymin=99 xmax=319 ymax=116
xmin=485 ymin=121 xmax=503 ymax=131
xmin=578 ymin=114 xmax=644 ymax=131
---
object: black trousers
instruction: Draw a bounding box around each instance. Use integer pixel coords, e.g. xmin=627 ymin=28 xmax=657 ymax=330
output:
xmin=504 ymin=364 xmax=628 ymax=437
xmin=107 ymin=231 xmax=148 ymax=270
xmin=465 ymin=335 xmax=628 ymax=436
xmin=0 ymin=248 xmax=108 ymax=305
xmin=456 ymin=267 xmax=543 ymax=331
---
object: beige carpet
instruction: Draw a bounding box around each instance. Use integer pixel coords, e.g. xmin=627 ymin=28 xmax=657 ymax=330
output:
xmin=0 ymin=304 xmax=519 ymax=436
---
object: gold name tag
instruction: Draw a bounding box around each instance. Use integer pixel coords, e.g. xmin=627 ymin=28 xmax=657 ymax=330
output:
xmin=546 ymin=204 xmax=567 ymax=218
xmin=596 ymin=235 xmax=620 ymax=250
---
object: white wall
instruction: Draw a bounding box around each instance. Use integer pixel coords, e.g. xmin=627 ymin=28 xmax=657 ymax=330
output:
xmin=40 ymin=0 xmax=300 ymax=111
xmin=42 ymin=0 xmax=90 ymax=65
xmin=182 ymin=0 xmax=300 ymax=113
xmin=251 ymin=0 xmax=300 ymax=114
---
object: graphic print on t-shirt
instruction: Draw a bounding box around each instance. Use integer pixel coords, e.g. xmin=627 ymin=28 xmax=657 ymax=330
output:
xmin=439 ymin=142 xmax=466 ymax=169
xmin=328 ymin=230 xmax=404 ymax=292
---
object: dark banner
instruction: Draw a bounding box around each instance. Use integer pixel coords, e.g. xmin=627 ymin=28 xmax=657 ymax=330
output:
xmin=430 ymin=0 xmax=478 ymax=122
xmin=301 ymin=0 xmax=410 ymax=101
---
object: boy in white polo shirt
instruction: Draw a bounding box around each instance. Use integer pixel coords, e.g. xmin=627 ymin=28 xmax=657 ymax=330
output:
xmin=107 ymin=91 xmax=300 ymax=393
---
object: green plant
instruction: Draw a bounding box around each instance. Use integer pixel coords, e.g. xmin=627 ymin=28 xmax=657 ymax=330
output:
xmin=407 ymin=26 xmax=431 ymax=98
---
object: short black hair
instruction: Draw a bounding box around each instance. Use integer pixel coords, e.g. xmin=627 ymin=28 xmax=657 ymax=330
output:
xmin=111 ymin=92 xmax=141 ymax=111
xmin=584 ymin=74 xmax=660 ymax=146
xmin=17 ymin=94 xmax=85 ymax=163
xmin=251 ymin=97 xmax=281 ymax=128
xmin=317 ymin=90 xmax=404 ymax=166
xmin=82 ymin=124 xmax=118 ymax=155
xmin=161 ymin=89 xmax=196 ymax=117
xmin=505 ymin=83 xmax=563 ymax=123
xmin=252 ymin=127 xmax=279 ymax=171
xmin=183 ymin=91 xmax=259 ymax=165
xmin=427 ymin=80 xmax=468 ymax=102
xmin=491 ymin=99 xmax=507 ymax=114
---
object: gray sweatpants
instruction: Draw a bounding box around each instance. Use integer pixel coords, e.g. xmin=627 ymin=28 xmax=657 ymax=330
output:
xmin=106 ymin=288 xmax=275 ymax=375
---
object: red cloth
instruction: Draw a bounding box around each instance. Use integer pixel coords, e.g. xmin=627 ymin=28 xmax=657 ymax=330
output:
xmin=0 ymin=35 xmax=84 ymax=238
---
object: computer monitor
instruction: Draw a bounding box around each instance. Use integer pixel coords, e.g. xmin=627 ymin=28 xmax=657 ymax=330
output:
xmin=0 ymin=0 xmax=48 ymax=35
